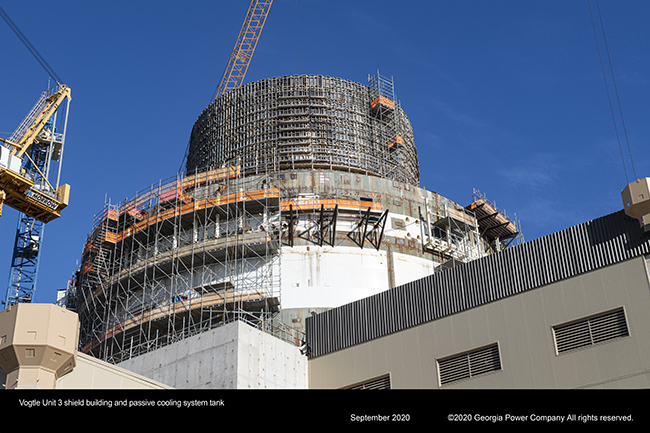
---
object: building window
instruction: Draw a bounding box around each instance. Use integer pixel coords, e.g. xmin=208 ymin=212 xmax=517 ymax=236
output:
xmin=437 ymin=343 xmax=501 ymax=386
xmin=342 ymin=374 xmax=391 ymax=390
xmin=553 ymin=307 xmax=629 ymax=354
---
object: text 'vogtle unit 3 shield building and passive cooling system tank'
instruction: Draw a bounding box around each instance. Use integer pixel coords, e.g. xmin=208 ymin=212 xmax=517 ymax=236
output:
xmin=62 ymin=73 xmax=522 ymax=363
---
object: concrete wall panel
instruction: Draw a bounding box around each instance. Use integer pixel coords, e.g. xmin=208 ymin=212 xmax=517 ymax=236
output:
xmin=118 ymin=321 xmax=307 ymax=389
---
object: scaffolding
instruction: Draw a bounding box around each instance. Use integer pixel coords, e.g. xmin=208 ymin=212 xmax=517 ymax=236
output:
xmin=71 ymin=170 xmax=507 ymax=362
xmin=73 ymin=166 xmax=283 ymax=363
xmin=368 ymin=71 xmax=417 ymax=186
xmin=71 ymin=167 xmax=402 ymax=362
xmin=466 ymin=189 xmax=523 ymax=252
xmin=187 ymin=75 xmax=420 ymax=187
xmin=419 ymin=196 xmax=485 ymax=270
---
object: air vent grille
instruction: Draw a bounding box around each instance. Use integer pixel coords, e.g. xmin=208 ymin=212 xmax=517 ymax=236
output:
xmin=438 ymin=343 xmax=501 ymax=386
xmin=344 ymin=374 xmax=391 ymax=390
xmin=553 ymin=308 xmax=629 ymax=354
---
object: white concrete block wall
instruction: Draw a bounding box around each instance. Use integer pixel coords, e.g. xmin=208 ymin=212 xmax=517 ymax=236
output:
xmin=117 ymin=320 xmax=308 ymax=389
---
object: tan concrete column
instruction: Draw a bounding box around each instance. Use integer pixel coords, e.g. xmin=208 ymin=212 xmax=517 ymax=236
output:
xmin=0 ymin=303 xmax=79 ymax=389
xmin=622 ymin=178 xmax=650 ymax=235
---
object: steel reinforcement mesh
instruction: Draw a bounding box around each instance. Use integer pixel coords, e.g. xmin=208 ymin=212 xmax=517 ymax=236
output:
xmin=187 ymin=75 xmax=419 ymax=186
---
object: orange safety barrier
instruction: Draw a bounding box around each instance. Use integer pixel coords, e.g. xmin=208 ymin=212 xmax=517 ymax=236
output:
xmin=96 ymin=167 xmax=241 ymax=225
xmin=371 ymin=96 xmax=394 ymax=110
xmin=180 ymin=166 xmax=240 ymax=189
xmin=103 ymin=208 xmax=118 ymax=221
xmin=112 ymin=188 xmax=280 ymax=243
xmin=280 ymin=198 xmax=382 ymax=212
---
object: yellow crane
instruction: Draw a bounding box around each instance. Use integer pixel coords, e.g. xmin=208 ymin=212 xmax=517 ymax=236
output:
xmin=0 ymin=84 xmax=71 ymax=223
xmin=215 ymin=0 xmax=272 ymax=99
xmin=1 ymin=5 xmax=73 ymax=306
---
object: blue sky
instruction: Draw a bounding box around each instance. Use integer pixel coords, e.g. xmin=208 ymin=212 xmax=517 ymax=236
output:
xmin=1 ymin=1 xmax=649 ymax=305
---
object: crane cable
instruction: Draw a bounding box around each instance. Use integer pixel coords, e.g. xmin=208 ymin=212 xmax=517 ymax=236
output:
xmin=588 ymin=0 xmax=636 ymax=183
xmin=0 ymin=5 xmax=63 ymax=86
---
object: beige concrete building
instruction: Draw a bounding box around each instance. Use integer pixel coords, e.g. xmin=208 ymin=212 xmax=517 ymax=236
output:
xmin=305 ymin=209 xmax=650 ymax=389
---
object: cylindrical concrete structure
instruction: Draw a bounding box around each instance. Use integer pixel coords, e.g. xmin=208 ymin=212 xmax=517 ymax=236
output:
xmin=187 ymin=75 xmax=419 ymax=186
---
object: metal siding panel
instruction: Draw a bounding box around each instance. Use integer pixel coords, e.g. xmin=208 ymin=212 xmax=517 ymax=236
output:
xmin=502 ymin=249 xmax=515 ymax=297
xmin=538 ymin=236 xmax=551 ymax=285
xmin=483 ymin=257 xmax=495 ymax=301
xmin=490 ymin=254 xmax=504 ymax=299
xmin=385 ymin=290 xmax=400 ymax=334
xmin=343 ymin=304 xmax=354 ymax=348
xmin=542 ymin=235 xmax=553 ymax=284
xmin=406 ymin=284 xmax=417 ymax=326
xmin=368 ymin=294 xmax=379 ymax=340
xmin=405 ymin=285 xmax=414 ymax=328
xmin=475 ymin=258 xmax=487 ymax=299
xmin=481 ymin=256 xmax=495 ymax=300
xmin=526 ymin=239 xmax=540 ymax=288
xmin=583 ymin=224 xmax=598 ymax=272
xmin=453 ymin=268 xmax=467 ymax=312
xmin=595 ymin=219 xmax=609 ymax=268
xmin=410 ymin=284 xmax=423 ymax=326
xmin=466 ymin=265 xmax=481 ymax=307
xmin=415 ymin=279 xmax=429 ymax=323
xmin=425 ymin=278 xmax=436 ymax=320
xmin=525 ymin=242 xmax=538 ymax=290
xmin=517 ymin=244 xmax=532 ymax=292
xmin=583 ymin=222 xmax=597 ymax=271
xmin=505 ymin=249 xmax=518 ymax=295
xmin=509 ymin=247 xmax=522 ymax=295
xmin=399 ymin=286 xmax=410 ymax=329
xmin=434 ymin=275 xmax=447 ymax=317
xmin=365 ymin=297 xmax=377 ymax=341
xmin=436 ymin=279 xmax=448 ymax=318
xmin=558 ymin=229 xmax=571 ymax=280
xmin=384 ymin=291 xmax=394 ymax=335
xmin=367 ymin=297 xmax=377 ymax=341
xmin=554 ymin=230 xmax=573 ymax=281
xmin=573 ymin=226 xmax=588 ymax=274
xmin=572 ymin=225 xmax=584 ymax=273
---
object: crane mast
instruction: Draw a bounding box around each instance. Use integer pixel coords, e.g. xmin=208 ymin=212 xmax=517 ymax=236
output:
xmin=215 ymin=0 xmax=272 ymax=99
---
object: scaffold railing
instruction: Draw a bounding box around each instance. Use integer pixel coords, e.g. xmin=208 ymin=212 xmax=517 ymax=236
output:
xmin=73 ymin=166 xmax=282 ymax=362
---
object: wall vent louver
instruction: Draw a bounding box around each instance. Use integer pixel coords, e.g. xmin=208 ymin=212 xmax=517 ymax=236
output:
xmin=344 ymin=374 xmax=391 ymax=390
xmin=553 ymin=308 xmax=629 ymax=354
xmin=438 ymin=343 xmax=501 ymax=386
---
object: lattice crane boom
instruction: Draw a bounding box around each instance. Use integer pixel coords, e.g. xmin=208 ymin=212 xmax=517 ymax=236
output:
xmin=215 ymin=0 xmax=272 ymax=100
